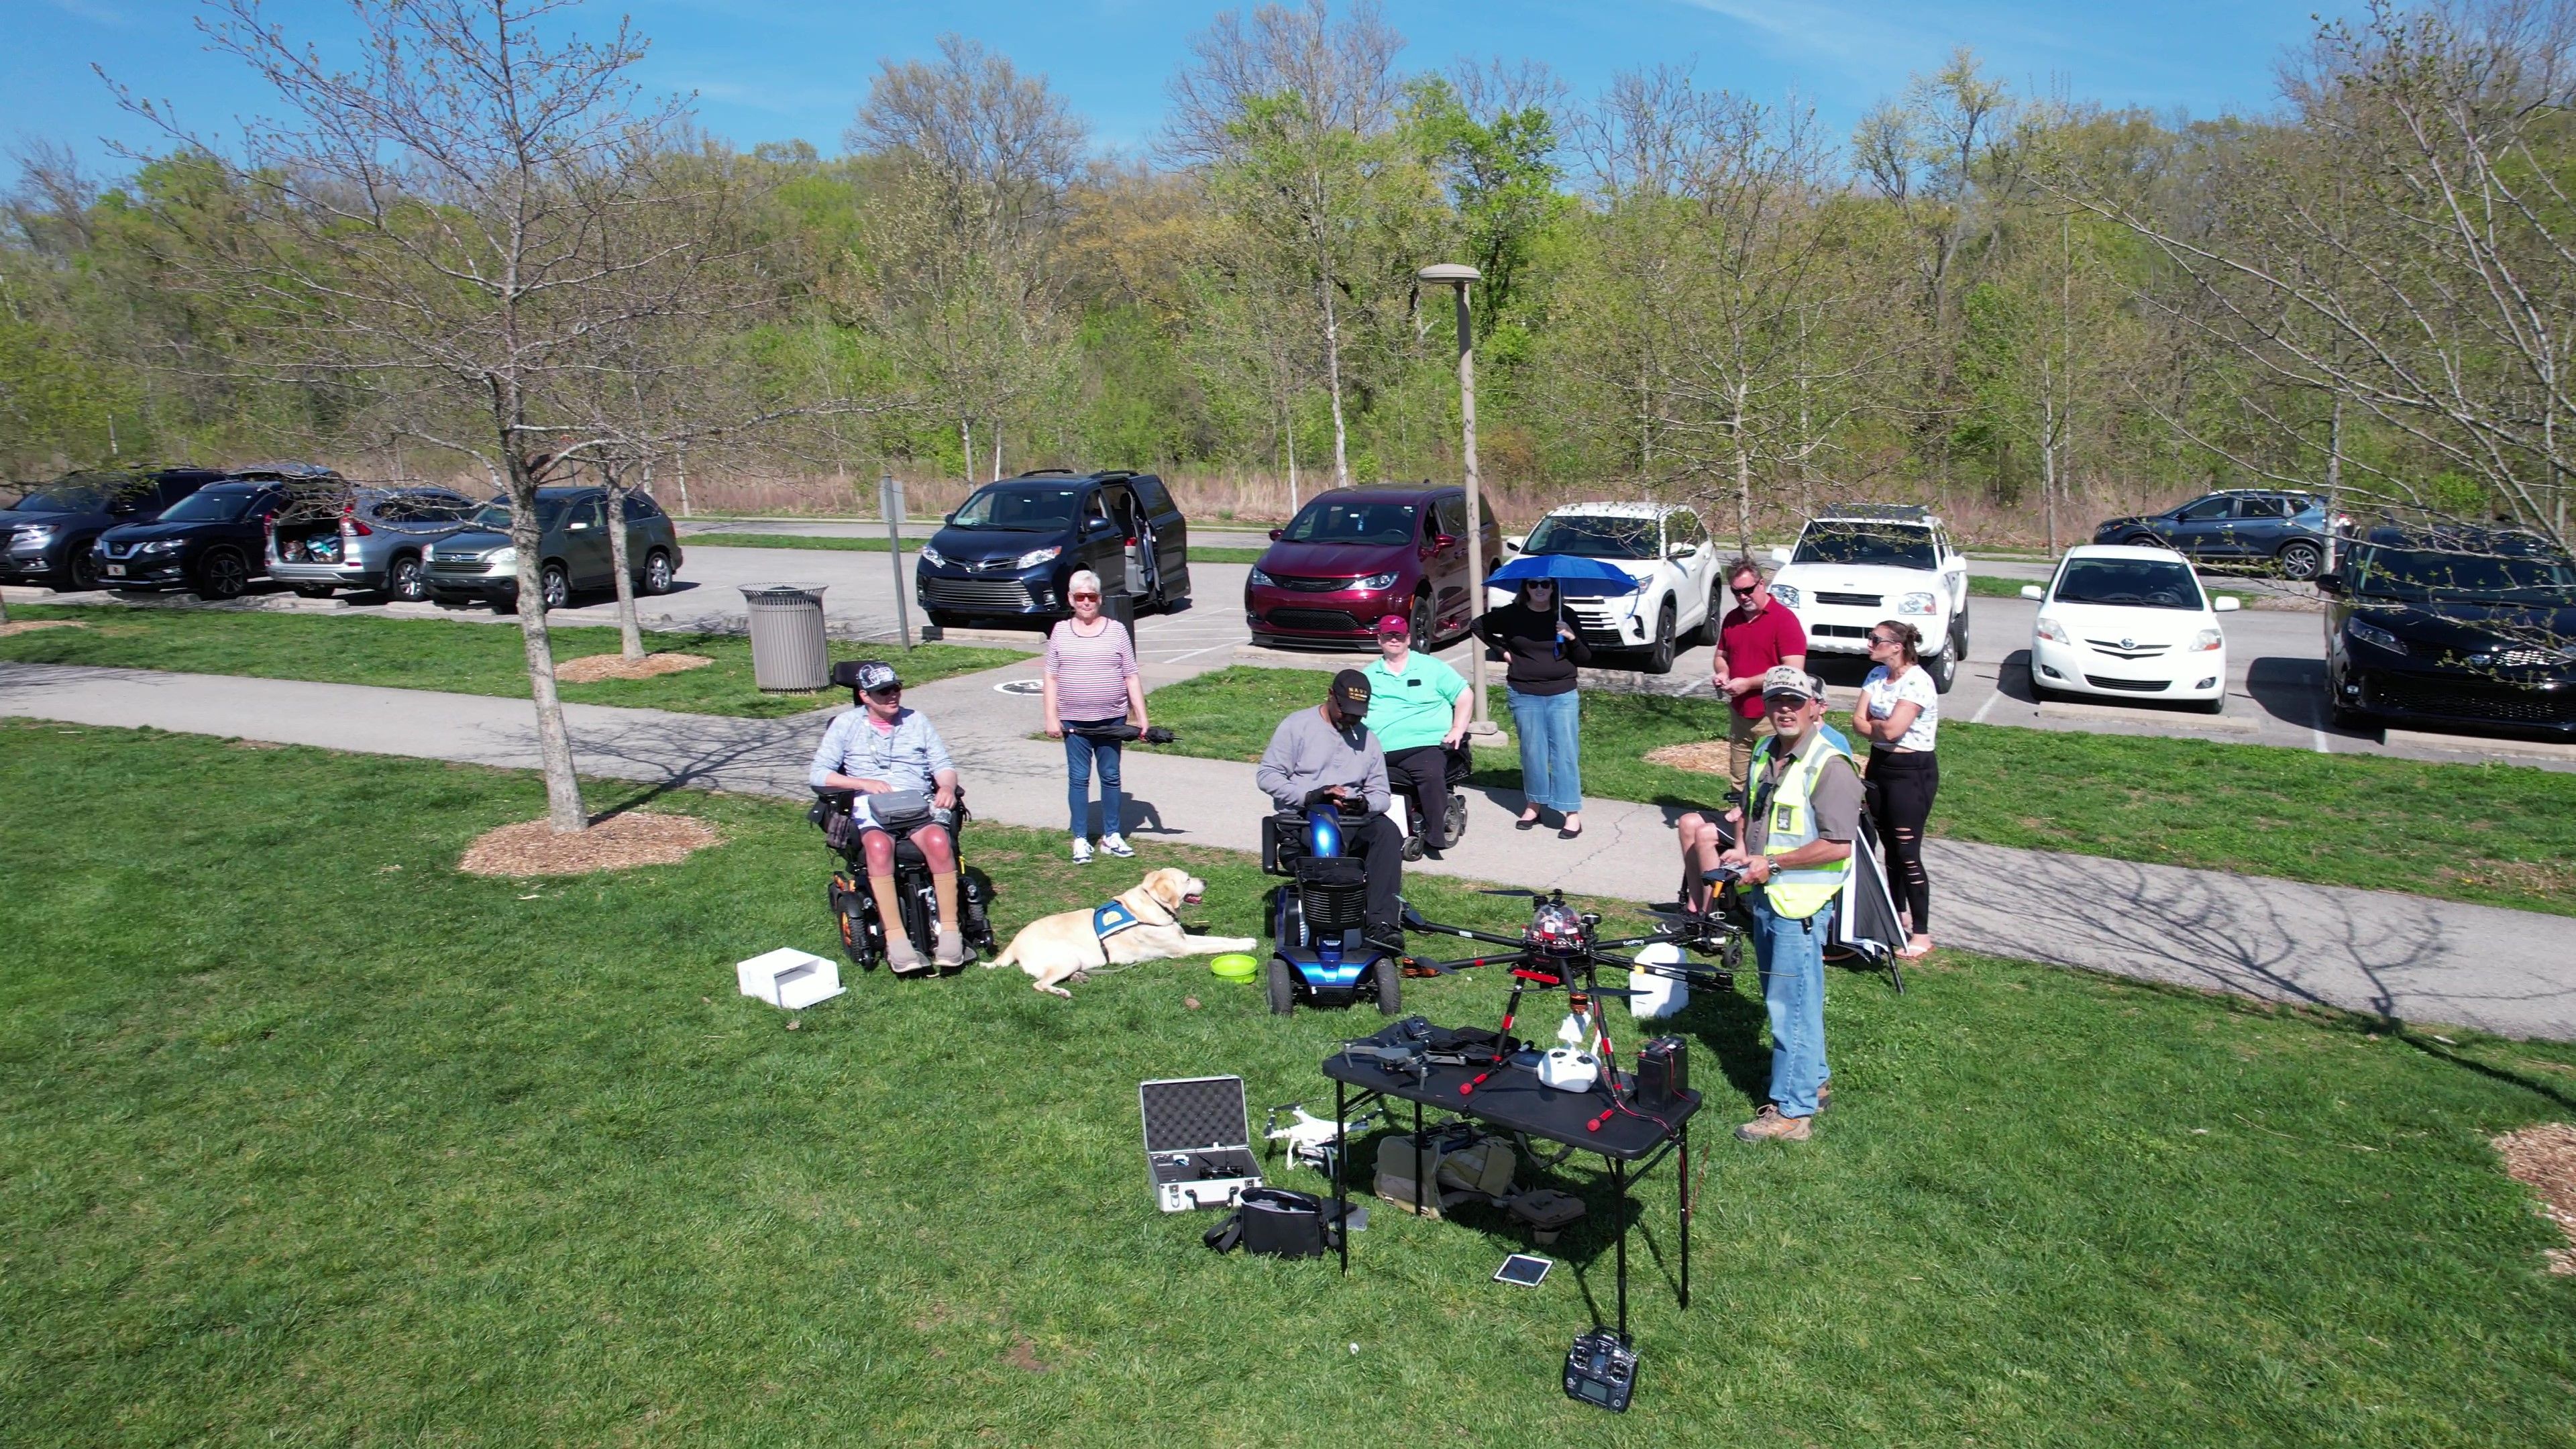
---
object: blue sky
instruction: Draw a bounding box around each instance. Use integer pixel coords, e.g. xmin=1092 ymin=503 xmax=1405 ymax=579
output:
xmin=9 ymin=0 xmax=2349 ymax=176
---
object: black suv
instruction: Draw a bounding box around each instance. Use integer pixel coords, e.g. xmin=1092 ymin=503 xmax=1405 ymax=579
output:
xmin=2094 ymin=489 xmax=2342 ymax=580
xmin=2320 ymin=524 xmax=2576 ymax=735
xmin=1 ymin=469 xmax=225 ymax=592
xmin=92 ymin=467 xmax=344 ymax=599
xmin=915 ymin=470 xmax=1191 ymax=627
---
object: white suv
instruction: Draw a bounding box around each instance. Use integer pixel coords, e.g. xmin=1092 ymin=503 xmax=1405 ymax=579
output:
xmin=1490 ymin=501 xmax=1722 ymax=674
xmin=1767 ymin=506 xmax=1970 ymax=692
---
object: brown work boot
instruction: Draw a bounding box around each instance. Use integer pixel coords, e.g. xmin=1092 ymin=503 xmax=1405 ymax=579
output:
xmin=1735 ymin=1105 xmax=1811 ymax=1142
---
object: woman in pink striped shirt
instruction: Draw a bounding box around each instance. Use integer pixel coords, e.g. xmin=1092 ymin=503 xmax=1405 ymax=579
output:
xmin=1042 ymin=570 xmax=1149 ymax=864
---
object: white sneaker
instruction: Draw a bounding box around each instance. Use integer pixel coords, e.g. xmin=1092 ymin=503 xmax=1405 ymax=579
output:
xmin=1098 ymin=833 xmax=1136 ymax=859
xmin=1071 ymin=837 xmax=1093 ymax=865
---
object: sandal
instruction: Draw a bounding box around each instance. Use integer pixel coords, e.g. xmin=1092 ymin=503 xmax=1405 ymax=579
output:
xmin=1515 ymin=810 xmax=1542 ymax=830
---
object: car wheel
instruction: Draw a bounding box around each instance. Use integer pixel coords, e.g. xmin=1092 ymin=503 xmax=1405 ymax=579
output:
xmin=1267 ymin=955 xmax=1296 ymax=1016
xmin=2329 ymin=700 xmax=2374 ymax=731
xmin=539 ymin=562 xmax=570 ymax=611
xmin=1691 ymin=583 xmax=1724 ymax=646
xmin=1376 ymin=956 xmax=1403 ymax=1015
xmin=1641 ymin=600 xmax=1676 ymax=674
xmin=2276 ymin=541 xmax=2322 ymax=580
xmin=195 ymin=549 xmax=249 ymax=601
xmin=1409 ymin=592 xmax=1434 ymax=650
xmin=2198 ymin=694 xmax=2228 ymax=715
xmin=641 ymin=548 xmax=674 ymax=596
xmin=2124 ymin=533 xmax=2161 ymax=549
xmin=290 ymin=582 xmax=336 ymax=599
xmin=1927 ymin=645 xmax=1957 ymax=694
xmin=66 ymin=547 xmax=101 ymax=592
xmin=385 ymin=553 xmax=427 ymax=602
xmin=1950 ymin=610 xmax=1969 ymax=662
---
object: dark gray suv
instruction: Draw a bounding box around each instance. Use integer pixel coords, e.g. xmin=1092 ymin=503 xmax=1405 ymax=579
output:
xmin=425 ymin=487 xmax=684 ymax=612
xmin=266 ymin=486 xmax=480 ymax=600
xmin=2094 ymin=489 xmax=2345 ymax=580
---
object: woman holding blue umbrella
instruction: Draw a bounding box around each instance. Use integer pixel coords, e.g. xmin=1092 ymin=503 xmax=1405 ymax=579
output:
xmin=1471 ymin=562 xmax=1605 ymax=839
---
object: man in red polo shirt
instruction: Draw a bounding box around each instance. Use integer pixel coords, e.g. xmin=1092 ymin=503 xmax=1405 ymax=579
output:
xmin=1712 ymin=556 xmax=1808 ymax=800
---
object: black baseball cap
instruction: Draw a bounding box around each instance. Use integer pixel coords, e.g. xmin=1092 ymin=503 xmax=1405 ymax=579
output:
xmin=1330 ymin=669 xmax=1371 ymax=718
xmin=830 ymin=659 xmax=901 ymax=694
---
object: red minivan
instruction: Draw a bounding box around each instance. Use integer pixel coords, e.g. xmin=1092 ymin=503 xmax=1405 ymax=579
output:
xmin=1244 ymin=486 xmax=1503 ymax=649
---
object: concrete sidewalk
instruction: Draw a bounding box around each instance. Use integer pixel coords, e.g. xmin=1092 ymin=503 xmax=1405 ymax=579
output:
xmin=7 ymin=656 xmax=2571 ymax=1040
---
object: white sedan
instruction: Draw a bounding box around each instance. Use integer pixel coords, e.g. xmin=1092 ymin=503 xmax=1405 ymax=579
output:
xmin=2021 ymin=545 xmax=2239 ymax=712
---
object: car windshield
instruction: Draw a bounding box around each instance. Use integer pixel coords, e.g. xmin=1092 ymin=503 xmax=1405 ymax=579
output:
xmin=952 ymin=484 xmax=1081 ymax=530
xmin=2348 ymin=544 xmax=2576 ymax=604
xmin=1523 ymin=513 xmax=1658 ymax=561
xmin=2052 ymin=557 xmax=2206 ymax=610
xmin=1281 ymin=499 xmax=1418 ymax=546
xmin=7 ymin=481 xmax=115 ymax=513
xmin=156 ymin=487 xmax=259 ymax=523
xmin=470 ymin=498 xmax=569 ymax=531
xmin=1794 ymin=523 xmax=1937 ymax=568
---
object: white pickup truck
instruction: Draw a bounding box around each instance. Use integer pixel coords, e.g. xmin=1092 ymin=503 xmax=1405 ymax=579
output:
xmin=1489 ymin=501 xmax=1723 ymax=674
xmin=1767 ymin=506 xmax=1970 ymax=692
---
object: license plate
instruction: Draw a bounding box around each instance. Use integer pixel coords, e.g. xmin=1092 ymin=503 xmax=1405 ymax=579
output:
xmin=105 ymin=564 xmax=126 ymax=577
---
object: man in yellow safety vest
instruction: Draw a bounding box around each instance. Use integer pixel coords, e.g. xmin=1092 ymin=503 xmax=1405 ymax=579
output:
xmin=1715 ymin=665 xmax=1861 ymax=1142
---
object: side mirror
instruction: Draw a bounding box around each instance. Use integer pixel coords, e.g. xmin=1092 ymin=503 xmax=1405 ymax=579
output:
xmin=2019 ymin=584 xmax=2044 ymax=601
xmin=1269 ymin=528 xmax=1285 ymax=541
xmin=1503 ymin=534 xmax=1525 ymax=554
xmin=1434 ymin=533 xmax=1458 ymax=552
xmin=1666 ymin=541 xmax=1693 ymax=560
xmin=2313 ymin=574 xmax=2343 ymax=596
xmin=944 ymin=510 xmax=957 ymax=523
xmin=2213 ymin=595 xmax=2242 ymax=612
xmin=1768 ymin=546 xmax=1792 ymax=566
xmin=569 ymin=521 xmax=590 ymax=531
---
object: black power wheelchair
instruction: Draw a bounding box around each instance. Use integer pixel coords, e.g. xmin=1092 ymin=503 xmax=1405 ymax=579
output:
xmin=808 ymin=788 xmax=999 ymax=973
xmin=1391 ymin=739 xmax=1473 ymax=861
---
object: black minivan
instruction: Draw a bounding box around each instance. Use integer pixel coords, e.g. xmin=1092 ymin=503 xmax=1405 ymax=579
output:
xmin=914 ymin=470 xmax=1191 ymax=627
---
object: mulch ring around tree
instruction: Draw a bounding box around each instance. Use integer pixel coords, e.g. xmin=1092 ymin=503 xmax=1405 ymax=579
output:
xmin=553 ymin=651 xmax=714 ymax=684
xmin=0 ymin=620 xmax=87 ymax=639
xmin=1643 ymin=739 xmax=1731 ymax=775
xmin=458 ymin=812 xmax=723 ymax=877
xmin=2493 ymin=1122 xmax=2576 ymax=1275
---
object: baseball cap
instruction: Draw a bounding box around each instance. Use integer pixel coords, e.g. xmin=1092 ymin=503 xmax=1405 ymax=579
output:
xmin=1374 ymin=613 xmax=1411 ymax=637
xmin=838 ymin=659 xmax=900 ymax=695
xmin=1330 ymin=668 xmax=1373 ymax=718
xmin=1758 ymin=665 xmax=1822 ymax=703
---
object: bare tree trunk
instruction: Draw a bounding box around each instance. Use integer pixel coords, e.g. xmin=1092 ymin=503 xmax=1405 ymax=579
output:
xmin=674 ymin=439 xmax=691 ymax=518
xmin=991 ymin=425 xmax=1003 ymax=482
xmin=2325 ymin=394 xmax=2345 ymax=570
xmin=2040 ymin=365 xmax=2059 ymax=557
xmin=502 ymin=445 xmax=586 ymax=833
xmin=606 ymin=461 xmax=643 ymax=661
xmin=1732 ymin=386 xmax=1755 ymax=553
xmin=959 ymin=417 xmax=975 ymax=494
xmin=1284 ymin=411 xmax=1299 ymax=513
xmin=1320 ymin=272 xmax=1350 ymax=490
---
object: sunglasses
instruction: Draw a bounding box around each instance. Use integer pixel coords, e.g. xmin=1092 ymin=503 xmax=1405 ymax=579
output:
xmin=1070 ymin=592 xmax=1101 ymax=602
xmin=865 ymin=685 xmax=903 ymax=697
xmin=1868 ymin=633 xmax=1900 ymax=645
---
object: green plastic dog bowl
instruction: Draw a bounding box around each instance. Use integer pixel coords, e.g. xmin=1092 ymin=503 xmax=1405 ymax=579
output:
xmin=1211 ymin=953 xmax=1259 ymax=982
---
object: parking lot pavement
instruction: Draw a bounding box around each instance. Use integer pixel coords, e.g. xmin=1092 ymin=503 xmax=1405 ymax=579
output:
xmin=674 ymin=515 xmax=1284 ymax=551
xmin=11 ymin=546 xmax=2571 ymax=771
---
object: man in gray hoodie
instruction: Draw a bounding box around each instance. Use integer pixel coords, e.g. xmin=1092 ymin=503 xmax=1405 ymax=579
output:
xmin=1256 ymin=669 xmax=1404 ymax=950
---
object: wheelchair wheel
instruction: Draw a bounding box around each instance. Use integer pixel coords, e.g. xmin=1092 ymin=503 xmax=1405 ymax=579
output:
xmin=1440 ymin=793 xmax=1467 ymax=849
xmin=830 ymin=873 xmax=879 ymax=970
xmin=1267 ymin=955 xmax=1297 ymax=1016
xmin=1375 ymin=957 xmax=1403 ymax=1016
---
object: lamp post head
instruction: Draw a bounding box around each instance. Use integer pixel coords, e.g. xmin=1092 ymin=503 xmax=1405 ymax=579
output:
xmin=1417 ymin=263 xmax=1481 ymax=285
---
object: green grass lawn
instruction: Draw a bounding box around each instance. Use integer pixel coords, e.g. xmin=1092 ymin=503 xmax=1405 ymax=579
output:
xmin=1966 ymin=573 xmax=2258 ymax=605
xmin=2 ymin=722 xmax=2571 ymax=1444
xmin=0 ymin=603 xmax=1026 ymax=719
xmin=1143 ymin=667 xmax=2576 ymax=916
xmin=688 ymin=531 xmax=1270 ymax=564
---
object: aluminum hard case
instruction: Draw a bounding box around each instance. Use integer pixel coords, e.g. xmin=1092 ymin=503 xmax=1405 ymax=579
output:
xmin=1139 ymin=1075 xmax=1265 ymax=1213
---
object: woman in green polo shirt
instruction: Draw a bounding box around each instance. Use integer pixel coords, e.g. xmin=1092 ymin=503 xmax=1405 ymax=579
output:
xmin=1362 ymin=612 xmax=1472 ymax=854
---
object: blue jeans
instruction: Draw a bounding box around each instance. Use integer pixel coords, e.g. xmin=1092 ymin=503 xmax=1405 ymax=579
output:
xmin=1747 ymin=893 xmax=1832 ymax=1118
xmin=1064 ymin=722 xmax=1124 ymax=837
xmin=1505 ymin=688 xmax=1582 ymax=815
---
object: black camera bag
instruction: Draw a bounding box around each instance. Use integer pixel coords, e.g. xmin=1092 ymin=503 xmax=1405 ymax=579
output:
xmin=1202 ymin=1187 xmax=1342 ymax=1258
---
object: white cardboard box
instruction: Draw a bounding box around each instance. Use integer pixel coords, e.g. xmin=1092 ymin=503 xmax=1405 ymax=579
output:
xmin=735 ymin=947 xmax=846 ymax=1010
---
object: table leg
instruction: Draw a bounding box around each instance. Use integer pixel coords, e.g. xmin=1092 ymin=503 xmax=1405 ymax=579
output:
xmin=1679 ymin=1120 xmax=1691 ymax=1309
xmin=1613 ymin=1154 xmax=1629 ymax=1342
xmin=1413 ymin=1099 xmax=1426 ymax=1218
xmin=1335 ymin=1079 xmax=1349 ymax=1274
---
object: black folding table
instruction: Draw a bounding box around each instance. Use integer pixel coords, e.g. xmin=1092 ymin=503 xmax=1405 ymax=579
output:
xmin=1321 ymin=1046 xmax=1701 ymax=1341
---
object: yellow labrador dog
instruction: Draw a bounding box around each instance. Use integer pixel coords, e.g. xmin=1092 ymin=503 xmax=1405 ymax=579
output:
xmin=989 ymin=867 xmax=1260 ymax=998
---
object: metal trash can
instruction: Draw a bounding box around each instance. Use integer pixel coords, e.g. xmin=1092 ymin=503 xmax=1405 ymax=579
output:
xmin=1103 ymin=589 xmax=1138 ymax=646
xmin=740 ymin=584 xmax=830 ymax=691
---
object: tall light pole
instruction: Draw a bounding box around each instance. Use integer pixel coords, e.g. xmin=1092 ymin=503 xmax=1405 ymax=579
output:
xmin=1419 ymin=262 xmax=1499 ymax=737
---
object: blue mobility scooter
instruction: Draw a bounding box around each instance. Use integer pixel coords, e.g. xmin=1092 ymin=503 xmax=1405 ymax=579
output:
xmin=1261 ymin=802 xmax=1403 ymax=1016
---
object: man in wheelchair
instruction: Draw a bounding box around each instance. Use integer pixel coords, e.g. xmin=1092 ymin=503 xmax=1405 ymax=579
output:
xmin=1254 ymin=669 xmax=1406 ymax=956
xmin=808 ymin=659 xmax=967 ymax=973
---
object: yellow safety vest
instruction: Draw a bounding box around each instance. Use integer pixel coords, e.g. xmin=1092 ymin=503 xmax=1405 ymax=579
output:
xmin=1748 ymin=729 xmax=1855 ymax=920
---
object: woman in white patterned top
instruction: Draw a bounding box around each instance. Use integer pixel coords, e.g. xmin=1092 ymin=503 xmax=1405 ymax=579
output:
xmin=1852 ymin=619 xmax=1939 ymax=958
